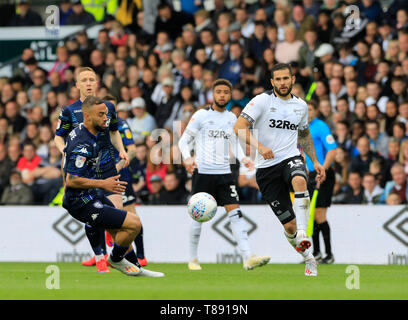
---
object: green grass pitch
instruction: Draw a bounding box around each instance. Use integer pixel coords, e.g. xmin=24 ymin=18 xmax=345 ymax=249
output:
xmin=0 ymin=263 xmax=407 ymax=300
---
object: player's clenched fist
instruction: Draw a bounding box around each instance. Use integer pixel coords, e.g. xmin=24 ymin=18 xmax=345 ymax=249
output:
xmin=258 ymin=145 xmax=274 ymax=159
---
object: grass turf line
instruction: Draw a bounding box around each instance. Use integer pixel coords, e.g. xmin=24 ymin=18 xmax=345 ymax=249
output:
xmin=0 ymin=263 xmax=407 ymax=300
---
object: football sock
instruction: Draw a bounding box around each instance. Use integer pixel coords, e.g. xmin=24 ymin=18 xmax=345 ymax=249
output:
xmin=284 ymin=230 xmax=297 ymax=250
xmin=134 ymin=225 xmax=145 ymax=259
xmin=228 ymin=208 xmax=251 ymax=260
xmin=110 ymin=243 xmax=129 ymax=263
xmin=293 ymin=191 xmax=310 ymax=232
xmin=95 ymin=254 xmax=105 ymax=262
xmin=99 ymin=228 xmax=107 ymax=255
xmin=284 ymin=230 xmax=313 ymax=260
xmin=312 ymin=223 xmax=321 ymax=255
xmin=85 ymin=225 xmax=103 ymax=256
xmin=319 ymin=221 xmax=332 ymax=256
xmin=125 ymin=249 xmax=141 ymax=267
xmin=189 ymin=220 xmax=202 ymax=260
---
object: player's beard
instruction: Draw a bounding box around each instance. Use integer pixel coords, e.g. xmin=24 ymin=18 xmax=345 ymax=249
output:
xmin=93 ymin=121 xmax=107 ymax=132
xmin=214 ymin=99 xmax=229 ymax=109
xmin=274 ymin=83 xmax=293 ymax=97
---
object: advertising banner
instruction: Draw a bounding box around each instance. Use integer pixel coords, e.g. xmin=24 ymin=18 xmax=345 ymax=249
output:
xmin=0 ymin=205 xmax=407 ymax=265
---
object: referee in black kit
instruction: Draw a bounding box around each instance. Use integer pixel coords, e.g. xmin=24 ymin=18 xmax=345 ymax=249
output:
xmin=304 ymin=100 xmax=338 ymax=264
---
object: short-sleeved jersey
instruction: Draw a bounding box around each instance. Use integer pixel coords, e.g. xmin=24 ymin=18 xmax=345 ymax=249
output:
xmin=183 ymin=107 xmax=242 ymax=174
xmin=240 ymin=91 xmax=308 ymax=169
xmin=63 ymin=124 xmax=100 ymax=210
xmin=115 ymin=117 xmax=135 ymax=181
xmin=305 ymin=118 xmax=337 ymax=172
xmin=56 ymin=99 xmax=119 ymax=179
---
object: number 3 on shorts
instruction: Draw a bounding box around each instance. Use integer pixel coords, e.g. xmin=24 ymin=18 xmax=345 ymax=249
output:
xmin=230 ymin=185 xmax=239 ymax=200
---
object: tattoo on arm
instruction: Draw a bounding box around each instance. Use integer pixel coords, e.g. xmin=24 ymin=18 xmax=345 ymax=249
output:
xmin=128 ymin=149 xmax=136 ymax=161
xmin=68 ymin=174 xmax=78 ymax=180
xmin=298 ymin=127 xmax=318 ymax=163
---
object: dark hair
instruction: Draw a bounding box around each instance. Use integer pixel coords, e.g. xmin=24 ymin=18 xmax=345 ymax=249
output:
xmin=82 ymin=96 xmax=104 ymax=111
xmin=157 ymin=2 xmax=171 ymax=10
xmin=393 ymin=121 xmax=405 ymax=130
xmin=23 ymin=141 xmax=36 ymax=149
xmin=392 ymin=76 xmax=406 ymax=83
xmin=349 ymin=171 xmax=362 ymax=178
xmin=365 ymin=119 xmax=379 ymax=128
xmin=135 ymin=142 xmax=147 ymax=148
xmin=337 ymin=120 xmax=350 ymax=128
xmin=363 ymin=172 xmax=375 ymax=179
xmin=270 ymin=63 xmax=293 ymax=78
xmin=212 ymin=78 xmax=232 ymax=92
xmin=254 ymin=20 xmax=266 ymax=27
xmin=307 ymin=99 xmax=318 ymax=110
xmin=102 ymin=94 xmax=117 ymax=103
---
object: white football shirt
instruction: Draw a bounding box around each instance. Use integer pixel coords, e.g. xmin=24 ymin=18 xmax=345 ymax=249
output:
xmin=240 ymin=91 xmax=308 ymax=168
xmin=179 ymin=107 xmax=245 ymax=174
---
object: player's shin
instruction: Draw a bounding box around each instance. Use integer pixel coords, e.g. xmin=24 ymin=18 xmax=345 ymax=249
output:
xmin=293 ymin=191 xmax=310 ymax=232
xmin=124 ymin=246 xmax=141 ymax=267
xmin=227 ymin=208 xmax=251 ymax=260
xmin=110 ymin=242 xmax=129 ymax=263
xmin=134 ymin=225 xmax=145 ymax=259
xmin=189 ymin=220 xmax=202 ymax=261
xmin=85 ymin=225 xmax=105 ymax=260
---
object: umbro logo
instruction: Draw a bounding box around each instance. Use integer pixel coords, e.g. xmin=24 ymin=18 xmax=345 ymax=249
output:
xmin=212 ymin=213 xmax=257 ymax=246
xmin=52 ymin=212 xmax=86 ymax=245
xmin=270 ymin=107 xmax=277 ymax=112
xmin=383 ymin=207 xmax=408 ymax=246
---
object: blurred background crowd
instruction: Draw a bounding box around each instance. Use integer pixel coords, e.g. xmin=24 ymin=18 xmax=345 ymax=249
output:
xmin=0 ymin=0 xmax=408 ymax=206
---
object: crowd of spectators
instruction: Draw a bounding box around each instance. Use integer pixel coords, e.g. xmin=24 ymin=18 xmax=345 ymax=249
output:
xmin=1 ymin=0 xmax=408 ymax=206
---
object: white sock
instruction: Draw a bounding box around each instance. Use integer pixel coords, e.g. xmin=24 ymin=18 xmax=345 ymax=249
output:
xmin=284 ymin=231 xmax=313 ymax=260
xmin=95 ymin=254 xmax=105 ymax=262
xmin=284 ymin=230 xmax=297 ymax=250
xmin=189 ymin=220 xmax=202 ymax=261
xmin=293 ymin=191 xmax=310 ymax=232
xmin=228 ymin=208 xmax=251 ymax=260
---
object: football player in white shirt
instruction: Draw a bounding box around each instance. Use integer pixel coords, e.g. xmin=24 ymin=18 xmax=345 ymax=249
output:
xmin=234 ymin=63 xmax=326 ymax=276
xmin=178 ymin=79 xmax=271 ymax=271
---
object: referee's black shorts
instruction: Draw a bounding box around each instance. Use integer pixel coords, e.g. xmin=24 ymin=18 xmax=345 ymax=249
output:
xmin=307 ymin=167 xmax=335 ymax=208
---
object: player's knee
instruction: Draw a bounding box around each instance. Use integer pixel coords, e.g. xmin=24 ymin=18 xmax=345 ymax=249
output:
xmin=291 ymin=175 xmax=307 ymax=192
xmin=127 ymin=213 xmax=141 ymax=234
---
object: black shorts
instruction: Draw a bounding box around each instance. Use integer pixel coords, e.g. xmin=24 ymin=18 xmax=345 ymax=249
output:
xmin=307 ymin=167 xmax=335 ymax=208
xmin=64 ymin=196 xmax=127 ymax=229
xmin=100 ymin=169 xmax=136 ymax=206
xmin=120 ymin=168 xmax=136 ymax=207
xmin=256 ymin=155 xmax=308 ymax=225
xmin=191 ymin=170 xmax=239 ymax=206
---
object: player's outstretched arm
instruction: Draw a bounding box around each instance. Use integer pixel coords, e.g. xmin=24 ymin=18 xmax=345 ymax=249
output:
xmin=298 ymin=127 xmax=326 ymax=182
xmin=66 ymin=173 xmax=127 ymax=194
xmin=110 ymin=130 xmax=129 ymax=167
xmin=234 ymin=116 xmax=274 ymax=159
